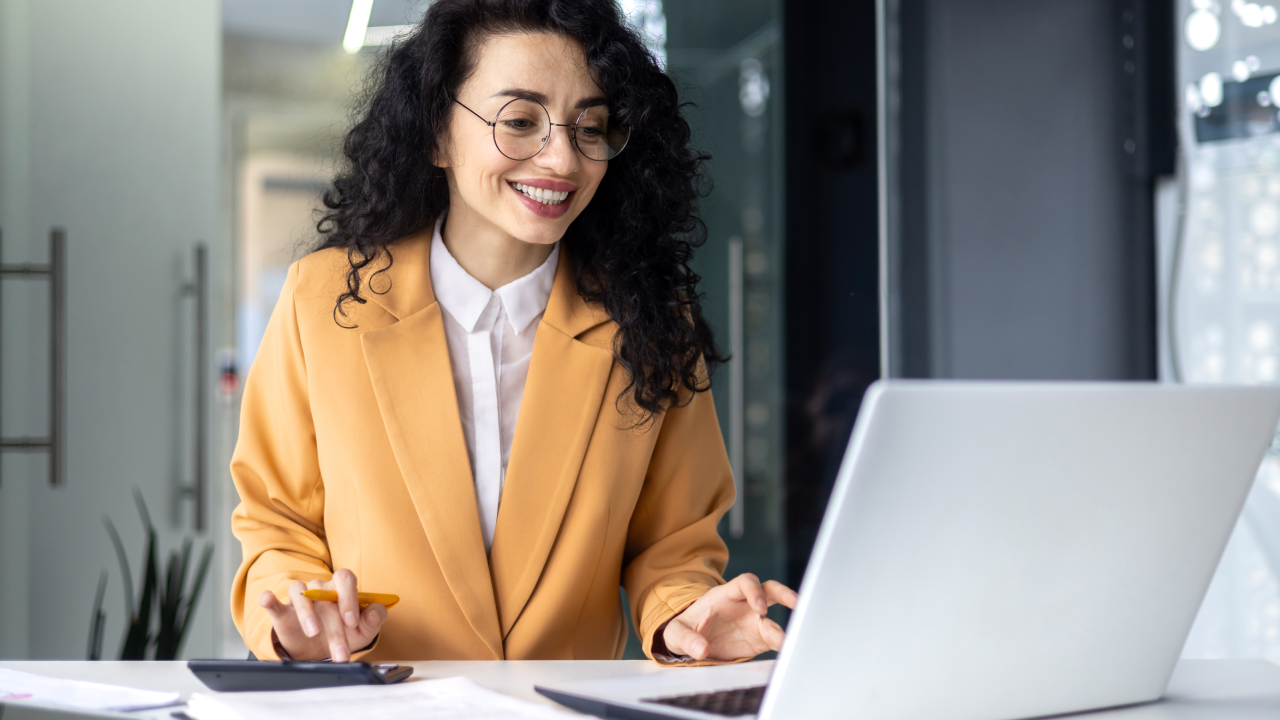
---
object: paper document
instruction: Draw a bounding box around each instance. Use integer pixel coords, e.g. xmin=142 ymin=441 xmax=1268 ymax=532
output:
xmin=0 ymin=667 xmax=181 ymax=712
xmin=185 ymin=676 xmax=574 ymax=720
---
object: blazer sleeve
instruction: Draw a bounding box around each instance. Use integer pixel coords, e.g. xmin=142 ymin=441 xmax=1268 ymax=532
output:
xmin=228 ymin=261 xmax=375 ymax=661
xmin=622 ymin=380 xmax=737 ymax=666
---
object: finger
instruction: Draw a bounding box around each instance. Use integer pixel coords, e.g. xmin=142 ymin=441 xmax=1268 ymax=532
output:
xmin=263 ymin=590 xmax=317 ymax=653
xmin=332 ymin=569 xmax=360 ymax=629
xmin=763 ymin=580 xmax=799 ymax=610
xmin=664 ymin=619 xmax=709 ymax=660
xmin=288 ymin=582 xmax=321 ymax=638
xmin=362 ymin=603 xmax=388 ymax=632
xmin=733 ymin=574 xmax=768 ymax=616
xmin=355 ymin=603 xmax=387 ymax=645
xmin=315 ymin=600 xmax=351 ymax=662
xmin=760 ymin=617 xmax=786 ymax=652
xmin=259 ymin=591 xmax=290 ymax=621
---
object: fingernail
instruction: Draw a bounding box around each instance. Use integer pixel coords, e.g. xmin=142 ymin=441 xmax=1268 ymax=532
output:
xmin=304 ymin=618 xmax=319 ymax=636
xmin=344 ymin=611 xmax=358 ymax=627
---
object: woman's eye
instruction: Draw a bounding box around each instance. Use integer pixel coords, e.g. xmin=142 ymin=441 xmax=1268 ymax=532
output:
xmin=501 ymin=119 xmax=534 ymax=130
xmin=578 ymin=126 xmax=604 ymax=138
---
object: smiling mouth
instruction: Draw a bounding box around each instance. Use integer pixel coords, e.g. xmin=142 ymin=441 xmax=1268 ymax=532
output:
xmin=510 ymin=181 xmax=571 ymax=206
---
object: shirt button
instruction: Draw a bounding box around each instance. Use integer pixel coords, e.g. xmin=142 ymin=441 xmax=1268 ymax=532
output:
xmin=489 ymin=296 xmax=499 ymax=309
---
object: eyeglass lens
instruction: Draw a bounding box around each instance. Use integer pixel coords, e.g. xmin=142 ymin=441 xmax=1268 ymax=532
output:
xmin=493 ymin=98 xmax=630 ymax=161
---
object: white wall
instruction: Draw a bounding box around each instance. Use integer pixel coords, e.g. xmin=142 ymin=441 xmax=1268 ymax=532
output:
xmin=0 ymin=0 xmax=223 ymax=659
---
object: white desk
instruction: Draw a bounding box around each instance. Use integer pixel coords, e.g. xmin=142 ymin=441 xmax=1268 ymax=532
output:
xmin=2 ymin=659 xmax=1279 ymax=719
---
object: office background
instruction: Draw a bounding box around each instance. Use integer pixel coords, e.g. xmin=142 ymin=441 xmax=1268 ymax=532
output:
xmin=0 ymin=0 xmax=1276 ymax=664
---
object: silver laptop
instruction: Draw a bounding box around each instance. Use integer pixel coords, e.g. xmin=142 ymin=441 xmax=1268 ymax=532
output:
xmin=537 ymin=381 xmax=1280 ymax=720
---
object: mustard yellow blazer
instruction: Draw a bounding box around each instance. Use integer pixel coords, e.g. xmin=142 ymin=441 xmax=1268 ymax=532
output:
xmin=229 ymin=230 xmax=734 ymax=663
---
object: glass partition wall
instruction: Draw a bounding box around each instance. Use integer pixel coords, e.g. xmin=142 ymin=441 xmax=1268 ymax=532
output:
xmin=1171 ymin=0 xmax=1280 ymax=665
xmin=663 ymin=1 xmax=787 ymax=581
xmin=578 ymin=0 xmax=791 ymax=658
xmin=648 ymin=0 xmax=788 ymax=656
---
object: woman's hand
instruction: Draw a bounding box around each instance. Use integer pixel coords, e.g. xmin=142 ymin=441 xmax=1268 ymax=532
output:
xmin=259 ymin=568 xmax=387 ymax=662
xmin=660 ymin=573 xmax=798 ymax=662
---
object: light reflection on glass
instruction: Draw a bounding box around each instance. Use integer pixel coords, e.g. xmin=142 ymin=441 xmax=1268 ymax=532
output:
xmin=1201 ymin=71 xmax=1226 ymax=106
xmin=1187 ymin=9 xmax=1222 ymax=51
xmin=1231 ymin=1 xmax=1280 ymax=28
xmin=1179 ymin=0 xmax=1280 ymax=665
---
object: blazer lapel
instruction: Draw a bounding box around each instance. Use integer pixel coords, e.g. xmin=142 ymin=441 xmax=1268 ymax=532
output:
xmin=488 ymin=250 xmax=615 ymax=637
xmin=359 ymin=233 xmax=504 ymax=659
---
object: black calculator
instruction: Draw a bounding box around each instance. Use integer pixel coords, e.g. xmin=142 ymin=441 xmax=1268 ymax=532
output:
xmin=187 ymin=659 xmax=414 ymax=692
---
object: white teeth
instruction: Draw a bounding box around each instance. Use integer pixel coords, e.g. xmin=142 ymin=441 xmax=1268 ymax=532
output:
xmin=512 ymin=182 xmax=570 ymax=205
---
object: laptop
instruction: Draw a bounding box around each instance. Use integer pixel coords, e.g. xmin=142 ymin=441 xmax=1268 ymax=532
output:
xmin=536 ymin=381 xmax=1280 ymax=720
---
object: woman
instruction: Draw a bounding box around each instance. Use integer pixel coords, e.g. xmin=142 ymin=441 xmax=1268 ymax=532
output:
xmin=229 ymin=0 xmax=796 ymax=665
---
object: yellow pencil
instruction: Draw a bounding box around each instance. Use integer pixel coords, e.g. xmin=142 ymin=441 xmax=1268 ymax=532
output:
xmin=301 ymin=589 xmax=400 ymax=609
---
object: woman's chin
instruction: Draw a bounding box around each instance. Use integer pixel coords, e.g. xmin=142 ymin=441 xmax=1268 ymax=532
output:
xmin=512 ymin=231 xmax=564 ymax=247
xmin=499 ymin=210 xmax=572 ymax=245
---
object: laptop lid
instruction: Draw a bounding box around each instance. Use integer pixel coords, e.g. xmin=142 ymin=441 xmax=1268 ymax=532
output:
xmin=762 ymin=381 xmax=1280 ymax=720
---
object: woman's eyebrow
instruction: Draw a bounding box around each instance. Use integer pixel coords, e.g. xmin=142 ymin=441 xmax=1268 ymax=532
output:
xmin=492 ymin=88 xmax=609 ymax=109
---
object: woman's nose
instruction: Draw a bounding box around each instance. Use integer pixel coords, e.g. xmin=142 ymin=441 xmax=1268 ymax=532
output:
xmin=535 ymin=125 xmax=581 ymax=174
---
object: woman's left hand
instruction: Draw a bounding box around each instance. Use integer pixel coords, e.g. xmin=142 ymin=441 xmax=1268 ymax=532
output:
xmin=660 ymin=573 xmax=799 ymax=662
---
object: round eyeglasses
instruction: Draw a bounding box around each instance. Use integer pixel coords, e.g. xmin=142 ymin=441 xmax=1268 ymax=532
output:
xmin=453 ymin=97 xmax=630 ymax=162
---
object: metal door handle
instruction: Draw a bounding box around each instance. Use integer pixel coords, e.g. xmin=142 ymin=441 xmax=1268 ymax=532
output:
xmin=0 ymin=228 xmax=66 ymax=487
xmin=181 ymin=244 xmax=208 ymax=531
xmin=728 ymin=237 xmax=745 ymax=538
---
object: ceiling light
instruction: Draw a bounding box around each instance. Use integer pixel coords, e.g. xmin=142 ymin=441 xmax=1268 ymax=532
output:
xmin=1186 ymin=10 xmax=1221 ymax=51
xmin=343 ymin=0 xmax=375 ymax=54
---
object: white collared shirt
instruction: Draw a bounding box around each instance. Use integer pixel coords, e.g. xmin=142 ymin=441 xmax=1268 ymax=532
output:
xmin=429 ymin=216 xmax=559 ymax=551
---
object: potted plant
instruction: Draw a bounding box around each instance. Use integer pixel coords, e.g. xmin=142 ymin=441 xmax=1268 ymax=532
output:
xmin=89 ymin=489 xmax=213 ymax=661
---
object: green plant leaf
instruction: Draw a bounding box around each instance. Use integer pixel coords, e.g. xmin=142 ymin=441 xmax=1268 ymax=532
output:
xmin=87 ymin=571 xmax=107 ymax=661
xmin=102 ymin=517 xmax=134 ymax=616
xmin=121 ymin=495 xmax=159 ymax=660
xmin=155 ymin=550 xmax=180 ymax=660
xmin=139 ymin=527 xmax=158 ymax=650
xmin=176 ymin=543 xmax=216 ymax=658
xmin=132 ymin=487 xmax=154 ymax=534
xmin=176 ymin=539 xmax=192 ymax=609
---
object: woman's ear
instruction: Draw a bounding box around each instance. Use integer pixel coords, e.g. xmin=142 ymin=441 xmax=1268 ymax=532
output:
xmin=429 ymin=140 xmax=450 ymax=169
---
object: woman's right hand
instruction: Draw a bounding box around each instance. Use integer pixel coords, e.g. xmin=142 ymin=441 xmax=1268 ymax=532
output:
xmin=259 ymin=568 xmax=387 ymax=662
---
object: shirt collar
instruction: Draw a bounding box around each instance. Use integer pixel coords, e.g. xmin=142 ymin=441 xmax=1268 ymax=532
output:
xmin=429 ymin=215 xmax=559 ymax=335
xmin=495 ymin=242 xmax=559 ymax=335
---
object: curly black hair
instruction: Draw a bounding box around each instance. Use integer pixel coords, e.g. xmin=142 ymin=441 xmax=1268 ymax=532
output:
xmin=314 ymin=0 xmax=724 ymax=421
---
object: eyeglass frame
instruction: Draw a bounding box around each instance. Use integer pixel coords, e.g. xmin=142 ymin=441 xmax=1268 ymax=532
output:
xmin=451 ymin=96 xmax=629 ymax=162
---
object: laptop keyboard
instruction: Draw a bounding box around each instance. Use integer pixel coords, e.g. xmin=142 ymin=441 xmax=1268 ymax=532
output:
xmin=642 ymin=685 xmax=767 ymax=717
